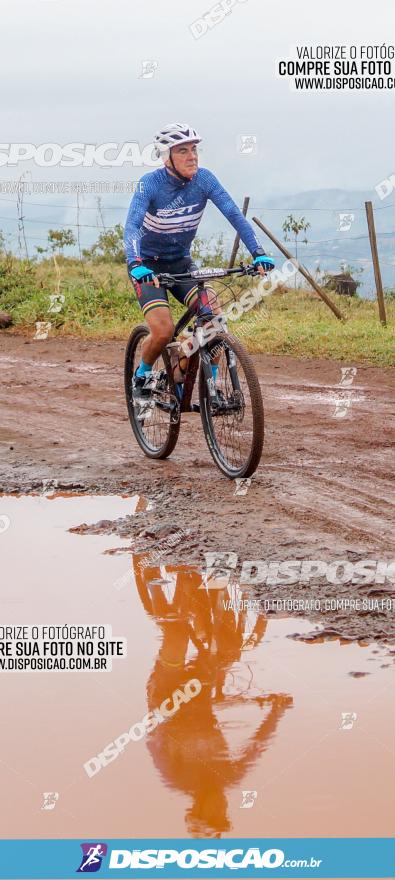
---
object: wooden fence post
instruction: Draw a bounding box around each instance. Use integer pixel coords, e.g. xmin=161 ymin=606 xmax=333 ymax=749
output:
xmin=252 ymin=216 xmax=344 ymax=321
xmin=365 ymin=201 xmax=387 ymax=326
xmin=228 ymin=196 xmax=250 ymax=267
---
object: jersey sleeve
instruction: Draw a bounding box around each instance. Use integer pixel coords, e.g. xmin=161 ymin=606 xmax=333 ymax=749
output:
xmin=201 ymin=169 xmax=263 ymax=256
xmin=124 ymin=174 xmax=154 ymax=262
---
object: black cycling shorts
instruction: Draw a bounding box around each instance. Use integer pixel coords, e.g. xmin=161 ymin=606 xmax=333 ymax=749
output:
xmin=129 ymin=255 xmax=201 ymax=318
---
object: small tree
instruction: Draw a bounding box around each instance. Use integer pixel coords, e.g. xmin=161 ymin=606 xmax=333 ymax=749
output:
xmin=191 ymin=233 xmax=228 ymax=267
xmin=47 ymin=228 xmax=76 ymax=255
xmin=82 ymin=224 xmax=125 ymax=263
xmin=282 ymin=214 xmax=310 ymax=288
xmin=35 ymin=245 xmax=48 ymax=258
xmin=0 ymin=230 xmax=13 ymax=258
xmin=339 ymin=260 xmax=363 ymax=282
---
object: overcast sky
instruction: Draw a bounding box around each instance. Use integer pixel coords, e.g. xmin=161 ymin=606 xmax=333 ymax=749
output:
xmin=1 ymin=0 xmax=395 ymax=269
xmin=1 ymin=0 xmax=394 ymax=198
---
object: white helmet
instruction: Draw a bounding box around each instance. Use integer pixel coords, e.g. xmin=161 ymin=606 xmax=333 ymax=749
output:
xmin=154 ymin=122 xmax=202 ymax=159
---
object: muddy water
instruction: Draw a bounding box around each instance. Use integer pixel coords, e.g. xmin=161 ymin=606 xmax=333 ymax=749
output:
xmin=0 ymin=494 xmax=394 ymax=843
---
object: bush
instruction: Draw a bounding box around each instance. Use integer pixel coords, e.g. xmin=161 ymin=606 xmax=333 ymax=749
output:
xmin=0 ymin=256 xmax=48 ymax=313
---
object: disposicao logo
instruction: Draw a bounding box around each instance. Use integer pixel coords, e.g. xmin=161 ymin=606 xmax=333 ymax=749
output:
xmin=74 ymin=844 xmax=323 ymax=873
xmin=76 ymin=843 xmax=108 ymax=873
xmin=107 ymin=847 xmax=290 ymax=870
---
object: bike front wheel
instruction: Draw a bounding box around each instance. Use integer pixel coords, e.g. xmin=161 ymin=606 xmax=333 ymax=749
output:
xmin=124 ymin=325 xmax=180 ymax=459
xmin=198 ymin=333 xmax=264 ymax=479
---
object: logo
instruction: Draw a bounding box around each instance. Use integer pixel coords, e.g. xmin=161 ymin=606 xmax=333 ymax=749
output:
xmin=238 ymin=135 xmax=258 ymax=155
xmin=0 ymin=515 xmax=11 ymax=535
xmin=0 ymin=143 xmax=160 ymax=168
xmin=191 ymin=267 xmax=226 ymax=277
xmin=340 ymin=711 xmax=357 ymax=730
xmin=83 ymin=679 xmax=201 ymax=779
xmin=201 ymin=551 xmax=238 ymax=589
xmin=41 ymin=791 xmax=59 ymax=810
xmin=157 ymin=203 xmax=199 ymax=218
xmin=76 ymin=843 xmax=108 ymax=873
xmin=140 ymin=60 xmax=159 ymax=79
xmin=34 ymin=321 xmax=52 ymax=340
xmin=375 ymin=173 xmax=395 ymax=200
xmin=337 ymin=212 xmax=354 ymax=232
xmin=234 ymin=477 xmax=252 ymax=496
xmin=339 ymin=366 xmax=357 ymax=386
xmin=48 ymin=293 xmax=65 ymax=314
xmin=240 ymin=789 xmax=258 ymax=808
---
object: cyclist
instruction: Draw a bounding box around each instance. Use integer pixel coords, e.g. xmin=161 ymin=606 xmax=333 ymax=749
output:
xmin=124 ymin=122 xmax=275 ymax=401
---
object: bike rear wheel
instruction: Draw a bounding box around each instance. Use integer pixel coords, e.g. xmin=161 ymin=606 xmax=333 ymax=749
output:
xmin=124 ymin=325 xmax=180 ymax=459
xmin=198 ymin=333 xmax=264 ymax=478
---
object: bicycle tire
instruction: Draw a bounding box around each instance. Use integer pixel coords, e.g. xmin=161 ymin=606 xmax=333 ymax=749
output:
xmin=124 ymin=324 xmax=181 ymax=459
xmin=198 ymin=333 xmax=264 ymax=478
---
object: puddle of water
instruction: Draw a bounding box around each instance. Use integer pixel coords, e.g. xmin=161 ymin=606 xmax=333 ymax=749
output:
xmin=0 ymin=494 xmax=394 ymax=843
xmin=266 ymin=390 xmax=366 ymax=406
xmin=0 ymin=355 xmax=120 ymax=374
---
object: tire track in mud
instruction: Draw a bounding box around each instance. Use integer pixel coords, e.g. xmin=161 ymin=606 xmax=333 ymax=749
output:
xmin=0 ymin=333 xmax=394 ymax=644
xmin=265 ymin=464 xmax=395 ymax=544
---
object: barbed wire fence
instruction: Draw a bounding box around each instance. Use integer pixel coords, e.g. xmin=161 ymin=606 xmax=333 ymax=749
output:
xmin=0 ymin=191 xmax=395 ymax=253
xmin=0 ymin=188 xmax=394 ymax=324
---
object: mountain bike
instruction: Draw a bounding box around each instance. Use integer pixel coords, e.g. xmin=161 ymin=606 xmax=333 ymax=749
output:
xmin=124 ymin=264 xmax=265 ymax=479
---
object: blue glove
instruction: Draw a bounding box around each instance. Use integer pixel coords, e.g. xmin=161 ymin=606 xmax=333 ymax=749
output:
xmin=128 ymin=261 xmax=155 ymax=283
xmin=253 ymin=253 xmax=275 ymax=272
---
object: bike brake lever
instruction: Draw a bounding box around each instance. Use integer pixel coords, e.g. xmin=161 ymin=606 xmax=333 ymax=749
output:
xmin=239 ymin=263 xmax=257 ymax=275
xmin=157 ymin=273 xmax=174 ymax=285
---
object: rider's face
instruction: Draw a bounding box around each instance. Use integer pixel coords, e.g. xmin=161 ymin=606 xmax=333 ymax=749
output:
xmin=167 ymin=142 xmax=198 ymax=178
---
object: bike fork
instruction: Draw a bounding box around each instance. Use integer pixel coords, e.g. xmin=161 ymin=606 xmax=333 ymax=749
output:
xmin=201 ymin=343 xmax=241 ymax=401
xmin=225 ymin=345 xmax=242 ymax=393
xmin=200 ymin=348 xmax=220 ymax=403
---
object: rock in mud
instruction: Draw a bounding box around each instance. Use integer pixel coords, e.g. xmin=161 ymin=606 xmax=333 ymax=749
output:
xmin=0 ymin=312 xmax=12 ymax=329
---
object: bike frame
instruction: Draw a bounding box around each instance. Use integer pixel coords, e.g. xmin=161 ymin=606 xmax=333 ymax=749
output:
xmin=156 ymin=264 xmax=259 ymax=413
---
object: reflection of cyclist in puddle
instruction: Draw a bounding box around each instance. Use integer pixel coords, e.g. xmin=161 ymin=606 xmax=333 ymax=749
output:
xmin=134 ymin=555 xmax=292 ymax=837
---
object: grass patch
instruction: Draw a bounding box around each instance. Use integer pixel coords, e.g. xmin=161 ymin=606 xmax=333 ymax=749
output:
xmin=231 ymin=288 xmax=395 ymax=366
xmin=1 ymin=256 xmax=394 ymax=366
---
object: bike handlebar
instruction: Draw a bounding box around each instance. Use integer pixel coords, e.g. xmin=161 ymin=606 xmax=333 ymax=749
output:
xmin=156 ymin=263 xmax=264 ymax=285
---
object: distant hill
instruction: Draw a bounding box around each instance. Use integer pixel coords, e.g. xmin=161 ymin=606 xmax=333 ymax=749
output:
xmin=252 ymin=189 xmax=395 ymax=297
xmin=1 ymin=186 xmax=394 ymax=296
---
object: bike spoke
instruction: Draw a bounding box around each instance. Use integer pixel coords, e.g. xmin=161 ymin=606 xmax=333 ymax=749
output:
xmin=204 ymin=340 xmax=258 ymax=474
xmin=130 ymin=337 xmax=176 ymax=453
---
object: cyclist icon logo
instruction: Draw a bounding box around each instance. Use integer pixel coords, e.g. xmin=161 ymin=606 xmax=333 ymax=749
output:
xmin=76 ymin=843 xmax=107 ymax=873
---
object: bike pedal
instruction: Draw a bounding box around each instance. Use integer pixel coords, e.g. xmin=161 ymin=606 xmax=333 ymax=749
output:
xmin=156 ymin=396 xmax=180 ymax=423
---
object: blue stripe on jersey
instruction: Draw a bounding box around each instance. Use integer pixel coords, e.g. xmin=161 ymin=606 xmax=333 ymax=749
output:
xmin=124 ymin=166 xmax=262 ymax=262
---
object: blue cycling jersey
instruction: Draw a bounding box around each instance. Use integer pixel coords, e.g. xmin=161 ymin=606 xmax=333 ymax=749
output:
xmin=124 ymin=166 xmax=262 ymax=263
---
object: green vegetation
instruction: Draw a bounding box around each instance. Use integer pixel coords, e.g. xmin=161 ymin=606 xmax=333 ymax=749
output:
xmin=232 ymin=287 xmax=394 ymax=366
xmin=82 ymin=223 xmax=125 ymax=263
xmin=0 ymin=236 xmax=394 ymax=366
xmin=282 ymin=214 xmax=311 ymax=264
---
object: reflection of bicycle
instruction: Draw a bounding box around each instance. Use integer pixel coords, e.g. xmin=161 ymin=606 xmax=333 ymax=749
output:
xmin=124 ymin=265 xmax=265 ymax=479
xmin=133 ymin=557 xmax=293 ymax=837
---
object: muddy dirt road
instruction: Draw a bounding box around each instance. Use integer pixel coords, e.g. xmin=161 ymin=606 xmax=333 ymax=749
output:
xmin=1 ymin=333 xmax=394 ymax=642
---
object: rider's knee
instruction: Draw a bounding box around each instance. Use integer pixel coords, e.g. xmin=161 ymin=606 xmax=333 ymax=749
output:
xmin=153 ymin=323 xmax=173 ymax=346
